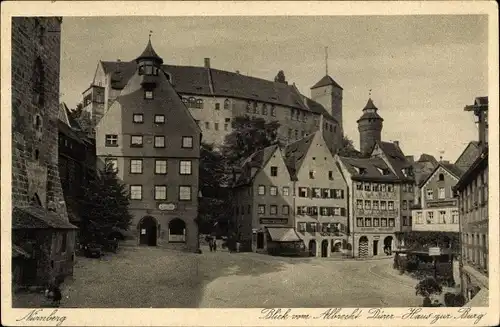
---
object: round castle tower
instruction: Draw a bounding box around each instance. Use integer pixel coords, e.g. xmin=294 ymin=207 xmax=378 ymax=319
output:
xmin=357 ymin=98 xmax=383 ymax=156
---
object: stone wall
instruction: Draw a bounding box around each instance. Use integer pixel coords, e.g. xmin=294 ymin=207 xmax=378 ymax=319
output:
xmin=11 ymin=17 xmax=68 ymax=220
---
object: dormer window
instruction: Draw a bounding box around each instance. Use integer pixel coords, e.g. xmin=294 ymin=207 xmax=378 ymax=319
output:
xmin=138 ymin=60 xmax=159 ymax=76
xmin=144 ymin=90 xmax=154 ymax=99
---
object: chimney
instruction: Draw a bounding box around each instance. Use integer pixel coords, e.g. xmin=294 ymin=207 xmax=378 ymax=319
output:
xmin=236 ymin=70 xmax=240 ymax=74
xmin=204 ymin=58 xmax=210 ymax=69
xmin=116 ymin=59 xmax=121 ymax=73
xmin=393 ymin=140 xmax=399 ymax=148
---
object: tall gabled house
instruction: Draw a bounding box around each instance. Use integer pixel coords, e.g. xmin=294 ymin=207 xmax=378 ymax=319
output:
xmin=95 ymin=38 xmax=202 ymax=251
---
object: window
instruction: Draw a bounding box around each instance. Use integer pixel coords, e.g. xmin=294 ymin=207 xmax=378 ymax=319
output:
xmin=308 ymin=206 xmax=319 ymax=216
xmin=451 ymin=210 xmax=459 ymax=224
xmin=252 ymin=101 xmax=258 ymax=113
xmin=364 ymin=183 xmax=371 ymax=191
xmin=282 ymin=205 xmax=290 ymax=215
xmin=402 ymin=184 xmax=407 ymax=192
xmin=105 ymin=158 xmax=118 ymax=172
xmin=154 ymin=186 xmax=167 ymax=200
xmin=323 ymin=188 xmax=332 ymax=198
xmin=224 ymin=123 xmax=229 ymax=131
xmin=144 ymin=90 xmax=154 ymax=99
xmin=387 ymin=185 xmax=394 ymax=192
xmin=426 ymin=211 xmax=434 ymax=224
xmin=288 ymin=128 xmax=292 ymax=139
xmin=333 ymin=207 xmax=341 ymax=216
xmin=270 ymin=166 xmax=278 ymax=176
xmin=176 ymin=160 xmax=192 ymax=176
xmin=270 ymin=205 xmax=277 ymax=215
xmin=130 ymin=185 xmax=142 ymax=200
xmin=321 ymin=207 xmax=330 ymax=216
xmin=271 ymin=105 xmax=276 ymax=116
xmin=154 ymin=114 xmax=165 ymax=124
xmin=196 ymin=99 xmax=204 ymax=109
xmin=205 ymin=122 xmax=210 ymax=129
xmin=258 ymin=205 xmax=265 ymax=214
xmin=60 ymin=233 xmax=67 ymax=253
xmin=439 ymin=210 xmax=446 ymax=223
xmin=224 ymin=99 xmax=230 ymax=110
xmin=282 ymin=187 xmax=289 ymax=196
xmin=182 ymin=136 xmax=193 ymax=148
xmin=155 ymin=160 xmax=167 ymax=174
xmin=380 ymin=201 xmax=387 ymax=210
xmin=356 ymin=218 xmax=363 ymax=227
xmin=179 ymin=186 xmax=192 ymax=201
xmin=215 ymin=103 xmax=220 ymax=110
xmin=295 ymin=130 xmax=299 ymax=139
xmin=408 ymin=184 xmax=414 ymax=192
xmin=133 ymin=113 xmax=144 ymax=123
xmin=438 ymin=173 xmax=444 ymax=181
xmin=154 ymin=136 xmax=165 ymax=148
xmin=328 ymin=171 xmax=333 ymax=180
xmin=270 ymin=186 xmax=278 ymax=196
xmin=416 ymin=212 xmax=423 ymax=224
xmin=402 ymin=200 xmax=407 ymax=210
xmin=32 ymin=57 xmax=45 ymax=107
xmin=214 ymin=123 xmax=219 ymax=131
xmin=298 ymin=187 xmax=308 ymax=197
xmin=388 ymin=218 xmax=395 ymax=227
xmin=356 ymin=200 xmax=363 ymax=209
xmin=372 ymin=201 xmax=379 ymax=210
xmin=364 ymin=218 xmax=372 ymax=227
xmin=313 ymin=188 xmax=321 ymax=198
xmin=262 ymin=104 xmax=268 ymax=115
xmin=356 ymin=183 xmax=363 ymax=190
xmin=105 ymin=134 xmax=118 ymax=146
xmin=246 ymin=101 xmax=251 ymax=113
xmin=364 ymin=200 xmax=371 ymax=210
xmin=373 ymin=218 xmax=380 ymax=227
xmin=131 ymin=135 xmax=143 ymax=147
xmin=388 ymin=201 xmax=394 ymax=210
xmin=130 ymin=159 xmax=143 ymax=174
xmin=381 ymin=218 xmax=387 ymax=227
xmin=426 ymin=189 xmax=434 ymax=200
xmin=438 ymin=187 xmax=445 ymax=199
xmin=381 ymin=184 xmax=387 ymax=192
xmin=298 ymin=222 xmax=306 ymax=232
xmin=309 ymin=170 xmax=315 ymax=179
xmin=258 ymin=185 xmax=265 ymax=195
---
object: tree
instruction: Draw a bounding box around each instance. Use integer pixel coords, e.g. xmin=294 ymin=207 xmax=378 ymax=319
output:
xmin=197 ymin=142 xmax=232 ymax=235
xmin=80 ymin=161 xmax=133 ymax=245
xmin=338 ymin=134 xmax=363 ymax=157
xmin=69 ymin=102 xmax=84 ymax=121
xmin=221 ymin=115 xmax=281 ymax=168
xmin=415 ymin=277 xmax=443 ymax=306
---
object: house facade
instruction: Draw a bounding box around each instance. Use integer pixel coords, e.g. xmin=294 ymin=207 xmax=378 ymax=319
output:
xmin=337 ymin=156 xmax=401 ymax=257
xmin=80 ymin=55 xmax=342 ymax=152
xmin=95 ymin=39 xmax=202 ymax=252
xmin=11 ymin=17 xmax=77 ymax=287
xmin=412 ymin=163 xmax=461 ymax=235
xmin=455 ymin=96 xmax=489 ymax=306
xmin=285 ymin=132 xmax=349 ymax=257
xmin=232 ymin=145 xmax=295 ymax=252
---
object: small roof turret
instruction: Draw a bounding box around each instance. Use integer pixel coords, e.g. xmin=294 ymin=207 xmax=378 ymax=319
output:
xmin=357 ymin=98 xmax=383 ymax=123
xmin=135 ymin=37 xmax=163 ymax=65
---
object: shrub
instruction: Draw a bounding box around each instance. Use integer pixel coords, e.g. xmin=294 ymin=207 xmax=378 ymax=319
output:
xmin=416 ymin=278 xmax=443 ymax=298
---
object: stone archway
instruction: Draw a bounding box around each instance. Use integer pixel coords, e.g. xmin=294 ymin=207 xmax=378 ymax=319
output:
xmin=309 ymin=239 xmax=317 ymax=257
xmin=384 ymin=236 xmax=394 ymax=255
xmin=31 ymin=193 xmax=42 ymax=206
xmin=321 ymin=240 xmax=329 ymax=257
xmin=139 ymin=216 xmax=158 ymax=246
xmin=169 ymin=218 xmax=186 ymax=243
xmin=359 ymin=236 xmax=369 ymax=257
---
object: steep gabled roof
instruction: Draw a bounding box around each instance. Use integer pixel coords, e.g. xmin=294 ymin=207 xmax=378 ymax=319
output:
xmin=454 ymin=148 xmax=488 ymax=191
xmin=418 ymin=162 xmax=463 ymax=187
xmin=283 ymin=133 xmax=316 ymax=179
xmin=234 ymin=144 xmax=280 ymax=186
xmin=454 ymin=141 xmax=480 ymax=172
xmin=418 ymin=153 xmax=439 ymax=165
xmin=338 ymin=156 xmax=400 ymax=182
xmin=310 ymin=75 xmax=343 ymax=90
xmin=375 ymin=141 xmax=414 ymax=181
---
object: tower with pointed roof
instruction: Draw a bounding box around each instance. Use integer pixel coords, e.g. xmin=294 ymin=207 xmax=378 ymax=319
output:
xmin=310 ymin=74 xmax=343 ymax=132
xmin=357 ymin=98 xmax=384 ymax=156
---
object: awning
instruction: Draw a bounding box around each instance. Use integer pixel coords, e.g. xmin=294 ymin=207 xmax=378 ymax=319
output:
xmin=463 ymin=288 xmax=489 ymax=307
xmin=267 ymin=228 xmax=301 ymax=242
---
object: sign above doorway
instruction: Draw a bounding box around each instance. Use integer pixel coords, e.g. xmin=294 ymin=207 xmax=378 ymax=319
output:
xmin=158 ymin=203 xmax=176 ymax=211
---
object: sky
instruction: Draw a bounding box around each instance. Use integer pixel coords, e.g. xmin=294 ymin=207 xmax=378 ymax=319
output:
xmin=59 ymin=15 xmax=488 ymax=162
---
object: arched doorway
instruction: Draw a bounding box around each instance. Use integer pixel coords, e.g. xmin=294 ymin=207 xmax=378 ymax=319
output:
xmin=169 ymin=218 xmax=186 ymax=243
xmin=139 ymin=216 xmax=157 ymax=246
xmin=331 ymin=240 xmax=342 ymax=252
xmin=384 ymin=236 xmax=394 ymax=255
xmin=359 ymin=236 xmax=368 ymax=257
xmin=321 ymin=240 xmax=329 ymax=257
xmin=31 ymin=193 xmax=42 ymax=206
xmin=309 ymin=240 xmax=317 ymax=257
xmin=257 ymin=232 xmax=264 ymax=249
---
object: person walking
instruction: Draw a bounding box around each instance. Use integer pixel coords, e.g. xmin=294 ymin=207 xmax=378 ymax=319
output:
xmin=213 ymin=238 xmax=217 ymax=252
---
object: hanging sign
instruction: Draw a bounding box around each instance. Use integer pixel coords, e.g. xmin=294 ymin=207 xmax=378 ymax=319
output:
xmin=159 ymin=203 xmax=176 ymax=211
